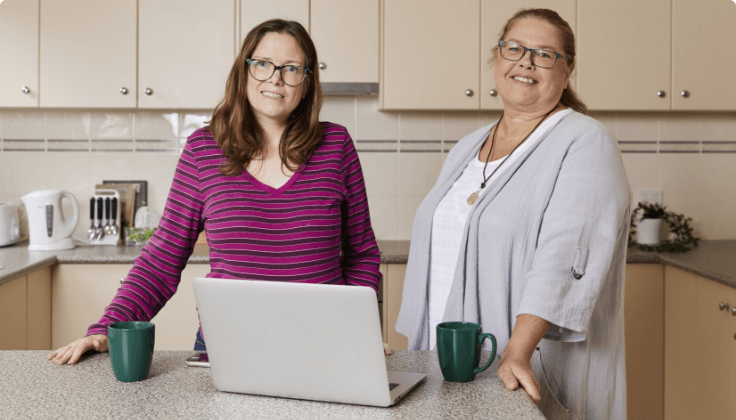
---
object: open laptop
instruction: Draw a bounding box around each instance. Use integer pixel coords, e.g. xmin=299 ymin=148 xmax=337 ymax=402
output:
xmin=192 ymin=278 xmax=426 ymax=407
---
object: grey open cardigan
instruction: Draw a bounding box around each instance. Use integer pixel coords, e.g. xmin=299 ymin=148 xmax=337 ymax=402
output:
xmin=395 ymin=111 xmax=630 ymax=420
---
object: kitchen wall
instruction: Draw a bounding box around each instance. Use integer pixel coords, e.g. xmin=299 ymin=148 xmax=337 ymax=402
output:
xmin=1 ymin=99 xmax=735 ymax=241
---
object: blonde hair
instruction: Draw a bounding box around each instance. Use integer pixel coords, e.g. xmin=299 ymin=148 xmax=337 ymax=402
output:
xmin=495 ymin=8 xmax=588 ymax=115
xmin=210 ymin=19 xmax=324 ymax=176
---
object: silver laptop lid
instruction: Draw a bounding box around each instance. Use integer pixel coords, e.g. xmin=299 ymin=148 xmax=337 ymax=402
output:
xmin=193 ymin=278 xmax=393 ymax=406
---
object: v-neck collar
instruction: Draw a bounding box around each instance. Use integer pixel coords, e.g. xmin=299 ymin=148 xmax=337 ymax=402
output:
xmin=242 ymin=164 xmax=305 ymax=197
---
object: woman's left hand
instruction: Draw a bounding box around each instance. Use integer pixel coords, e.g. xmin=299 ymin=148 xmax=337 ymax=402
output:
xmin=497 ymin=349 xmax=541 ymax=404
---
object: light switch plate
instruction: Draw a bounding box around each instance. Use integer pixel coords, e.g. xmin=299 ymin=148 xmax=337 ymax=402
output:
xmin=637 ymin=189 xmax=662 ymax=205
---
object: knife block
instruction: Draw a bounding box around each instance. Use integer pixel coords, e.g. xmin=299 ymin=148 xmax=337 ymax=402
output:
xmin=89 ymin=189 xmax=122 ymax=246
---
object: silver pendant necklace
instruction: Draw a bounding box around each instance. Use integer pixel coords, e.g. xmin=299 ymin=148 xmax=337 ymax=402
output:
xmin=466 ymin=108 xmax=556 ymax=206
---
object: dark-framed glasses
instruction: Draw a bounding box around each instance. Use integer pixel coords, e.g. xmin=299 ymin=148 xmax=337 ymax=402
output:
xmin=498 ymin=41 xmax=566 ymax=69
xmin=246 ymin=58 xmax=310 ymax=87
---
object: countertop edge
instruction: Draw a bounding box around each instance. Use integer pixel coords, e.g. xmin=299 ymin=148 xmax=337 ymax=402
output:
xmin=3 ymin=241 xmax=735 ymax=290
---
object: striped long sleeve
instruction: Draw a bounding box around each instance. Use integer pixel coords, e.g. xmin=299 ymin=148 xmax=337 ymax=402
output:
xmin=87 ymin=122 xmax=382 ymax=336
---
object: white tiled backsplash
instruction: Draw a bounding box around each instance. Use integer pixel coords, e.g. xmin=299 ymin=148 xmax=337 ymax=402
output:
xmin=1 ymin=98 xmax=736 ymax=241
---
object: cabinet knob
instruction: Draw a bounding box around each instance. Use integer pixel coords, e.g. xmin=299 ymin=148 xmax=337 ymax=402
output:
xmin=732 ymin=307 xmax=736 ymax=316
xmin=681 ymin=90 xmax=690 ymax=98
xmin=145 ymin=88 xmax=153 ymax=96
xmin=719 ymin=301 xmax=730 ymax=311
xmin=657 ymin=90 xmax=666 ymax=98
xmin=318 ymin=62 xmax=326 ymax=70
xmin=465 ymin=89 xmax=474 ymax=97
xmin=120 ymin=87 xmax=129 ymax=95
xmin=489 ymin=89 xmax=498 ymax=97
xmin=21 ymin=86 xmax=30 ymax=94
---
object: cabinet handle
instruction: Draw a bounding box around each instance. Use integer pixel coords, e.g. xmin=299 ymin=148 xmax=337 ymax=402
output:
xmin=21 ymin=86 xmax=30 ymax=94
xmin=657 ymin=90 xmax=666 ymax=98
xmin=719 ymin=301 xmax=730 ymax=311
xmin=145 ymin=88 xmax=153 ymax=96
xmin=120 ymin=87 xmax=129 ymax=95
xmin=318 ymin=62 xmax=326 ymax=70
xmin=681 ymin=90 xmax=690 ymax=98
xmin=489 ymin=89 xmax=498 ymax=97
xmin=465 ymin=89 xmax=474 ymax=97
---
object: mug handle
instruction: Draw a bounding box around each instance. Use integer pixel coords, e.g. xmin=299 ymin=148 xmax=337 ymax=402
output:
xmin=473 ymin=333 xmax=497 ymax=374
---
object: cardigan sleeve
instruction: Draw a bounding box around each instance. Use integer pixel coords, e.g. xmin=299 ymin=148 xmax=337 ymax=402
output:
xmin=516 ymin=123 xmax=630 ymax=338
xmin=339 ymin=129 xmax=382 ymax=294
xmin=86 ymin=130 xmax=206 ymax=336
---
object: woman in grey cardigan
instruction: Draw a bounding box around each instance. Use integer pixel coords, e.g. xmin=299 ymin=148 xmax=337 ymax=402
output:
xmin=395 ymin=9 xmax=629 ymax=420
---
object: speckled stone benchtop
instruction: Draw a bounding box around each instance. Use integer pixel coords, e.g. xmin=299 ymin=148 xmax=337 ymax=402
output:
xmin=2 ymin=239 xmax=735 ymax=289
xmin=0 ymin=350 xmax=544 ymax=419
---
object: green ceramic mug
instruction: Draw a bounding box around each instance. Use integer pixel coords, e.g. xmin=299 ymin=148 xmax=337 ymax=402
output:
xmin=108 ymin=321 xmax=155 ymax=382
xmin=437 ymin=322 xmax=497 ymax=383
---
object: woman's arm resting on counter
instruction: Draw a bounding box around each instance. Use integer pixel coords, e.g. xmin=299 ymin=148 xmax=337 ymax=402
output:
xmin=497 ymin=313 xmax=551 ymax=404
xmin=47 ymin=334 xmax=108 ymax=365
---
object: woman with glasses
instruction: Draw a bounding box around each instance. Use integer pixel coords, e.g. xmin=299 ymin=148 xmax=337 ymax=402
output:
xmin=48 ymin=19 xmax=382 ymax=365
xmin=396 ymin=9 xmax=628 ymax=419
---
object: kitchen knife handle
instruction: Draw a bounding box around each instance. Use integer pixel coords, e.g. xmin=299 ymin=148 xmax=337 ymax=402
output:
xmin=96 ymin=197 xmax=103 ymax=221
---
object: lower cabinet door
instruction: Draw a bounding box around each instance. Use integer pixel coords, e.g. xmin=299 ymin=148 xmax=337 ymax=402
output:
xmin=52 ymin=264 xmax=209 ymax=351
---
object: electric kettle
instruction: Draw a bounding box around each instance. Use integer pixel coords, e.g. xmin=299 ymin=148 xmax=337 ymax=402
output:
xmin=21 ymin=189 xmax=79 ymax=251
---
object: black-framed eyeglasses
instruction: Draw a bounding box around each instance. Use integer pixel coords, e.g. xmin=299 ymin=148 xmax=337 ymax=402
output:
xmin=245 ymin=58 xmax=310 ymax=87
xmin=498 ymin=41 xmax=566 ymax=69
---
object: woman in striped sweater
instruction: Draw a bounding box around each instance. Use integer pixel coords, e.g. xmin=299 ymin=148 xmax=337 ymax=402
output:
xmin=48 ymin=19 xmax=382 ymax=365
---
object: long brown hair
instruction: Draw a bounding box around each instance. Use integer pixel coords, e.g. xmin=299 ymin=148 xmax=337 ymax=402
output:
xmin=210 ymin=19 xmax=324 ymax=176
xmin=494 ymin=9 xmax=588 ymax=115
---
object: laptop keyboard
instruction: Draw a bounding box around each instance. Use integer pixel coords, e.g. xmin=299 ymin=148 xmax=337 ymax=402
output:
xmin=389 ymin=383 xmax=400 ymax=391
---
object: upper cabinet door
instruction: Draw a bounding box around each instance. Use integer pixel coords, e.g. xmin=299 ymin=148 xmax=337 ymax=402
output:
xmin=311 ymin=0 xmax=379 ymax=83
xmin=382 ymin=0 xmax=480 ymax=110
xmin=40 ymin=0 xmax=136 ymax=108
xmin=577 ymin=0 xmax=671 ymax=111
xmin=139 ymin=0 xmax=235 ymax=109
xmin=480 ymin=0 xmax=576 ymax=111
xmin=672 ymin=0 xmax=736 ymax=111
xmin=0 ymin=0 xmax=39 ymax=108
xmin=241 ymin=0 xmax=310 ymax=43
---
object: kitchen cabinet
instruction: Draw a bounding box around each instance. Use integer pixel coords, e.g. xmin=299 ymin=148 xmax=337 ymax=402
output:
xmin=480 ymin=0 xmax=575 ymax=110
xmin=52 ymin=264 xmax=209 ymax=351
xmin=382 ymin=0 xmax=574 ymax=111
xmin=577 ymin=0 xmax=671 ymax=111
xmin=0 ymin=267 xmax=51 ymax=351
xmin=311 ymin=0 xmax=379 ymax=83
xmin=0 ymin=0 xmax=39 ymax=108
xmin=40 ymin=0 xmax=137 ymax=108
xmin=664 ymin=266 xmax=735 ymax=420
xmin=138 ymin=0 xmax=235 ymax=109
xmin=384 ymin=263 xmax=408 ymax=350
xmin=671 ymin=0 xmax=736 ymax=110
xmin=578 ymin=0 xmax=736 ymax=111
xmin=382 ymin=0 xmax=480 ymax=110
xmin=624 ymin=264 xmax=664 ymax=420
xmin=240 ymin=0 xmax=310 ymax=41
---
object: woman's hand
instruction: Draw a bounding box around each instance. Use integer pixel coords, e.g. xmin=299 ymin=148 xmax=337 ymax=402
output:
xmin=498 ymin=349 xmax=541 ymax=404
xmin=47 ymin=335 xmax=108 ymax=365
xmin=498 ymin=313 xmax=551 ymax=404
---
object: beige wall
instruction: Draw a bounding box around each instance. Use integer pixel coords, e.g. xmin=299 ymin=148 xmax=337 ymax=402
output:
xmin=1 ymin=99 xmax=735 ymax=241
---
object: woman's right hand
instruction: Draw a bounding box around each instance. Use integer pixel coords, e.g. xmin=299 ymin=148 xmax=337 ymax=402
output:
xmin=47 ymin=334 xmax=109 ymax=365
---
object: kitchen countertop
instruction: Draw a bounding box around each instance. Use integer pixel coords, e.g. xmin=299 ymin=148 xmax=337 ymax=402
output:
xmin=0 ymin=350 xmax=544 ymax=420
xmin=1 ymin=239 xmax=735 ymax=289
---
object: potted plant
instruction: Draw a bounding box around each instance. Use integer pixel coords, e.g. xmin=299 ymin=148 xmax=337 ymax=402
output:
xmin=634 ymin=202 xmax=666 ymax=245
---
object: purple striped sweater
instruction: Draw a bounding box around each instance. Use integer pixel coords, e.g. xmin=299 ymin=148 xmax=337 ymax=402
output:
xmin=87 ymin=122 xmax=382 ymax=336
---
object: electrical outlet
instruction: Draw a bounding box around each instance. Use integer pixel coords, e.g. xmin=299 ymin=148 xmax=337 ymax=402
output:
xmin=637 ymin=189 xmax=662 ymax=205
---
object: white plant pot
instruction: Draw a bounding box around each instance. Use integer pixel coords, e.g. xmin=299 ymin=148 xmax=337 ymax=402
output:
xmin=637 ymin=218 xmax=663 ymax=245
